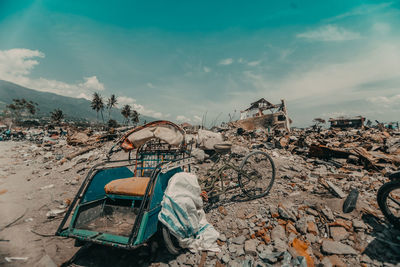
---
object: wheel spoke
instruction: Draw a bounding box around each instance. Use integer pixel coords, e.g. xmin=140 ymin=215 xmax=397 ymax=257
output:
xmin=238 ymin=151 xmax=275 ymax=199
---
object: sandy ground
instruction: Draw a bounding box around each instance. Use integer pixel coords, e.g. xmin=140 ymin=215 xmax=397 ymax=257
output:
xmin=0 ymin=141 xmax=79 ymax=266
xmin=0 ymin=141 xmax=184 ymax=267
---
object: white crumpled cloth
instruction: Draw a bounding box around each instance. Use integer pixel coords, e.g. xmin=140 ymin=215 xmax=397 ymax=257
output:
xmin=158 ymin=172 xmax=220 ymax=252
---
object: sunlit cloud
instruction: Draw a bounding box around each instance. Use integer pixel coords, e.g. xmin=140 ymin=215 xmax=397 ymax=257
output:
xmin=0 ymin=48 xmax=165 ymax=119
xmin=218 ymin=58 xmax=233 ymax=65
xmin=248 ymin=60 xmax=261 ymax=66
xmin=297 ymin=25 xmax=361 ymax=41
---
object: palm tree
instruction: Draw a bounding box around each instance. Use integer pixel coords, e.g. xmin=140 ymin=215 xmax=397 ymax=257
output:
xmin=106 ymin=94 xmax=118 ymax=120
xmin=121 ymin=105 xmax=131 ymax=125
xmin=130 ymin=110 xmax=140 ymax=127
xmin=51 ymin=109 xmax=64 ymax=125
xmin=91 ymin=92 xmax=105 ymax=123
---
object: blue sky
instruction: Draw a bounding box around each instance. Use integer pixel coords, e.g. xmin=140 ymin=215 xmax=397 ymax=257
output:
xmin=0 ymin=1 xmax=399 ymax=126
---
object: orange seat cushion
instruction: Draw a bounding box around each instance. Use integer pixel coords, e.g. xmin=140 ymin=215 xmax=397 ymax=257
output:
xmin=104 ymin=177 xmax=150 ymax=197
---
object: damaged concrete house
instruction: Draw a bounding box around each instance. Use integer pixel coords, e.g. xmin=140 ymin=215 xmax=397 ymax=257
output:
xmin=329 ymin=116 xmax=365 ymax=129
xmin=234 ymin=98 xmax=291 ymax=132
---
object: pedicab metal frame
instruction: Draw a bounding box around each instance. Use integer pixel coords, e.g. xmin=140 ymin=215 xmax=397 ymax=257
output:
xmin=56 ymin=121 xmax=192 ymax=249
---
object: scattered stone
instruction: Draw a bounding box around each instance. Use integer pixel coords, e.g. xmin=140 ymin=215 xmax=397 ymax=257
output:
xmin=274 ymin=238 xmax=288 ymax=253
xmin=326 ymin=180 xmax=346 ymax=198
xmin=259 ymin=251 xmax=283 ymax=264
xmin=271 ymin=225 xmax=286 ymax=241
xmin=327 ymin=255 xmax=346 ymax=267
xmin=218 ymin=234 xmax=227 ymax=242
xmin=307 ymin=221 xmax=319 ymax=236
xmin=306 ymin=208 xmax=319 ymax=217
xmin=278 ymin=203 xmax=296 ymax=221
xmin=231 ymin=236 xmax=246 ymax=245
xmin=321 ymin=240 xmax=357 ymax=255
xmin=342 ymin=189 xmax=359 ymax=213
xmin=352 ymin=219 xmax=367 ymax=231
xmin=321 ymin=206 xmax=335 ymax=221
xmin=244 ymin=239 xmax=258 ymax=256
xmin=295 ymin=217 xmax=307 ymax=234
xmin=330 ymin=227 xmax=349 ymax=241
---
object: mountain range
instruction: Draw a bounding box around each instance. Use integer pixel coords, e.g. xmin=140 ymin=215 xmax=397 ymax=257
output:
xmin=0 ymin=80 xmax=155 ymax=123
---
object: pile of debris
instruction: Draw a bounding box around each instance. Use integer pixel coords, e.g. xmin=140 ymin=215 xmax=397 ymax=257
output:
xmin=1 ymin=120 xmax=400 ymax=266
xmin=165 ymin=126 xmax=400 ymax=266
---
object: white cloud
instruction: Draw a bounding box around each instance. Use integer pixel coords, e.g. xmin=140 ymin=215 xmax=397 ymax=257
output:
xmin=118 ymin=96 xmax=137 ymax=106
xmin=117 ymin=96 xmax=165 ymax=119
xmin=0 ymin=48 xmax=166 ymax=119
xmin=77 ymin=92 xmax=92 ymax=100
xmin=367 ymin=94 xmax=400 ymax=107
xmin=372 ymin=22 xmax=391 ymax=34
xmin=218 ymin=58 xmax=233 ymax=65
xmin=297 ymin=25 xmax=361 ymax=41
xmin=203 ymin=66 xmax=211 ymax=73
xmin=79 ymin=76 xmax=105 ymax=91
xmin=176 ymin=115 xmax=191 ymax=122
xmin=244 ymin=42 xmax=400 ymax=106
xmin=0 ymin=48 xmax=106 ymax=97
xmin=248 ymin=60 xmax=261 ymax=67
xmin=146 ymin=82 xmax=155 ymax=88
xmin=0 ymin=49 xmax=44 ymax=79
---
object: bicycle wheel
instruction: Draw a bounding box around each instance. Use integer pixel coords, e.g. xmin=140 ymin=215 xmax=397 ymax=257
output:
xmin=238 ymin=151 xmax=275 ymax=199
xmin=377 ymin=180 xmax=400 ymax=229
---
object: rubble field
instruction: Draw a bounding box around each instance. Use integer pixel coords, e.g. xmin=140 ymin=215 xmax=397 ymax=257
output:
xmin=0 ymin=125 xmax=400 ymax=267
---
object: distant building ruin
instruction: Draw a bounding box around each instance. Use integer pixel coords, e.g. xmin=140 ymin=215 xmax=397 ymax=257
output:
xmin=329 ymin=116 xmax=365 ymax=129
xmin=235 ymin=98 xmax=291 ymax=132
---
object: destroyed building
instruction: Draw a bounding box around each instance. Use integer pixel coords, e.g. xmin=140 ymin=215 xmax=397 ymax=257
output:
xmin=329 ymin=116 xmax=365 ymax=129
xmin=235 ymin=98 xmax=291 ymax=132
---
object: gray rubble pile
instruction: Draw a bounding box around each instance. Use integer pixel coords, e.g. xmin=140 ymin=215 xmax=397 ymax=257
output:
xmin=1 ymin=124 xmax=400 ymax=266
xmin=158 ymin=126 xmax=400 ymax=266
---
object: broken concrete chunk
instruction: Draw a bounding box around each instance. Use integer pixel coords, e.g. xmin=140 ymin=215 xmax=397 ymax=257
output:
xmin=244 ymin=239 xmax=258 ymax=256
xmin=295 ymin=217 xmax=307 ymax=234
xmin=259 ymin=251 xmax=284 ymax=264
xmin=352 ymin=219 xmax=367 ymax=231
xmin=271 ymin=225 xmax=286 ymax=241
xmin=321 ymin=206 xmax=335 ymax=221
xmin=231 ymin=235 xmax=246 ymax=245
xmin=325 ymin=181 xmax=346 ymax=198
xmin=330 ymin=227 xmax=349 ymax=241
xmin=321 ymin=240 xmax=357 ymax=255
xmin=307 ymin=221 xmax=319 ymax=236
xmin=278 ymin=204 xmax=297 ymax=221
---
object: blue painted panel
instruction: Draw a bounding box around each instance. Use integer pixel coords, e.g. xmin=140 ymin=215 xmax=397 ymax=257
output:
xmin=149 ymin=168 xmax=181 ymax=210
xmin=82 ymin=167 xmax=134 ymax=203
xmin=142 ymin=206 xmax=162 ymax=241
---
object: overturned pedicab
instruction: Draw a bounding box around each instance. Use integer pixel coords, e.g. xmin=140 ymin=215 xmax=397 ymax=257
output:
xmin=56 ymin=121 xmax=194 ymax=254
